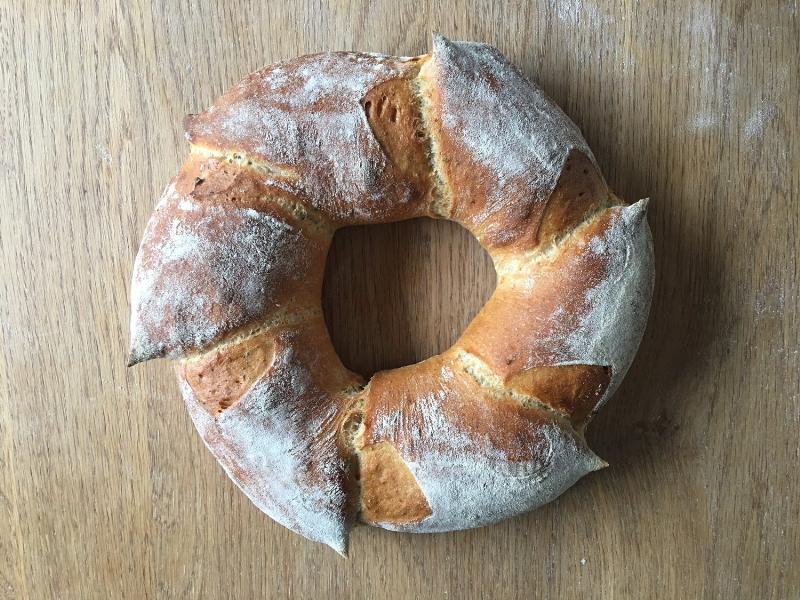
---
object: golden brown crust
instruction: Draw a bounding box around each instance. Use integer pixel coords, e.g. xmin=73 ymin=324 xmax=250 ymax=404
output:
xmin=506 ymin=364 xmax=611 ymax=424
xmin=185 ymin=53 xmax=432 ymax=226
xmin=458 ymin=209 xmax=616 ymax=373
xmin=180 ymin=332 xmax=276 ymax=415
xmin=128 ymin=156 xmax=329 ymax=364
xmin=361 ymin=76 xmax=435 ymax=216
xmin=535 ymin=150 xmax=615 ymax=251
xmin=358 ymin=442 xmax=432 ymax=524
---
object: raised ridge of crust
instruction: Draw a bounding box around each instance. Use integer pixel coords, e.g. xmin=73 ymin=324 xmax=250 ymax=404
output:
xmin=454 ymin=349 xmax=611 ymax=429
xmin=359 ymin=69 xmax=438 ymax=218
xmin=188 ymin=145 xmax=335 ymax=238
xmin=491 ymin=200 xmax=618 ymax=280
xmin=418 ymin=34 xmax=609 ymax=252
xmin=354 ymin=352 xmax=605 ymax=530
xmin=179 ymin=305 xmax=323 ymax=363
xmin=185 ymin=51 xmax=433 ymax=225
xmin=128 ymin=155 xmax=333 ymax=365
xmin=188 ymin=140 xmax=298 ymax=179
xmin=412 ymin=61 xmax=452 ymax=218
xmin=178 ymin=317 xmax=363 ymax=555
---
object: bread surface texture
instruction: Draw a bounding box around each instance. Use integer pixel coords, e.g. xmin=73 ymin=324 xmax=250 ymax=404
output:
xmin=129 ymin=35 xmax=655 ymax=554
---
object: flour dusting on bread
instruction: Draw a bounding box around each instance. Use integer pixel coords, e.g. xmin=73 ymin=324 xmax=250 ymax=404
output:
xmin=186 ymin=52 xmax=428 ymax=224
xmin=564 ymin=200 xmax=654 ymax=404
xmin=180 ymin=334 xmax=353 ymax=554
xmin=129 ymin=185 xmax=316 ymax=363
xmin=420 ymin=35 xmax=597 ymax=247
xmin=363 ymin=359 xmax=603 ymax=532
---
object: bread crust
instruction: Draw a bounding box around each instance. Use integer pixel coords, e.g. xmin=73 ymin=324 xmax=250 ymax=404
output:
xmin=129 ymin=36 xmax=655 ymax=553
xmin=185 ymin=53 xmax=432 ymax=225
xmin=419 ymin=36 xmax=606 ymax=251
xmin=178 ymin=318 xmax=362 ymax=554
xmin=356 ymin=352 xmax=604 ymax=530
xmin=129 ymin=155 xmax=329 ymax=364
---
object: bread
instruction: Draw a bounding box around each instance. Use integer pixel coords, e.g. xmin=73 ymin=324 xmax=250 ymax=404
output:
xmin=129 ymin=35 xmax=655 ymax=555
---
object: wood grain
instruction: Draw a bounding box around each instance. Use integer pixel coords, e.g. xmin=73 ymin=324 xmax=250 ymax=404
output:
xmin=1 ymin=1 xmax=798 ymax=598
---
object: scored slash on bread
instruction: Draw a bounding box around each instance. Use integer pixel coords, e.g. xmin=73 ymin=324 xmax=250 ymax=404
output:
xmin=129 ymin=35 xmax=654 ymax=554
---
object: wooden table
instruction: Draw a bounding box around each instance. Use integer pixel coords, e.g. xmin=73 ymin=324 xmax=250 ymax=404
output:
xmin=2 ymin=1 xmax=797 ymax=598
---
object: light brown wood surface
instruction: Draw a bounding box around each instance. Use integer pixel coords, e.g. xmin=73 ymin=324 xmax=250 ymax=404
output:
xmin=2 ymin=1 xmax=798 ymax=598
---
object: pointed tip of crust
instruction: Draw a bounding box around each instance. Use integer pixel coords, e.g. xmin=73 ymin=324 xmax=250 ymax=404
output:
xmin=632 ymin=197 xmax=650 ymax=212
xmin=127 ymin=335 xmax=164 ymax=367
xmin=127 ymin=349 xmax=155 ymax=368
xmin=592 ymin=455 xmax=610 ymax=471
xmin=330 ymin=535 xmax=349 ymax=558
xmin=623 ymin=198 xmax=651 ymax=227
xmin=431 ymin=32 xmax=454 ymax=53
xmin=127 ymin=345 xmax=146 ymax=367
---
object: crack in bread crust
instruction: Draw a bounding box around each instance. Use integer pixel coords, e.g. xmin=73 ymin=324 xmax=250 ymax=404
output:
xmin=492 ymin=203 xmax=617 ymax=279
xmin=189 ymin=144 xmax=335 ymax=235
xmin=411 ymin=66 xmax=451 ymax=218
xmin=179 ymin=305 xmax=324 ymax=364
xmin=190 ymin=143 xmax=299 ymax=179
xmin=453 ymin=349 xmax=575 ymax=425
xmin=453 ymin=349 xmax=611 ymax=431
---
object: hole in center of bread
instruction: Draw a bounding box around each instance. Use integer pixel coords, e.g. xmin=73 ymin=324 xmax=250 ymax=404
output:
xmin=322 ymin=217 xmax=496 ymax=379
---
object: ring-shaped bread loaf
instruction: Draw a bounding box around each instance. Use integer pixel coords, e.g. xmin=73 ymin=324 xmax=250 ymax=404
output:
xmin=129 ymin=35 xmax=654 ymax=554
